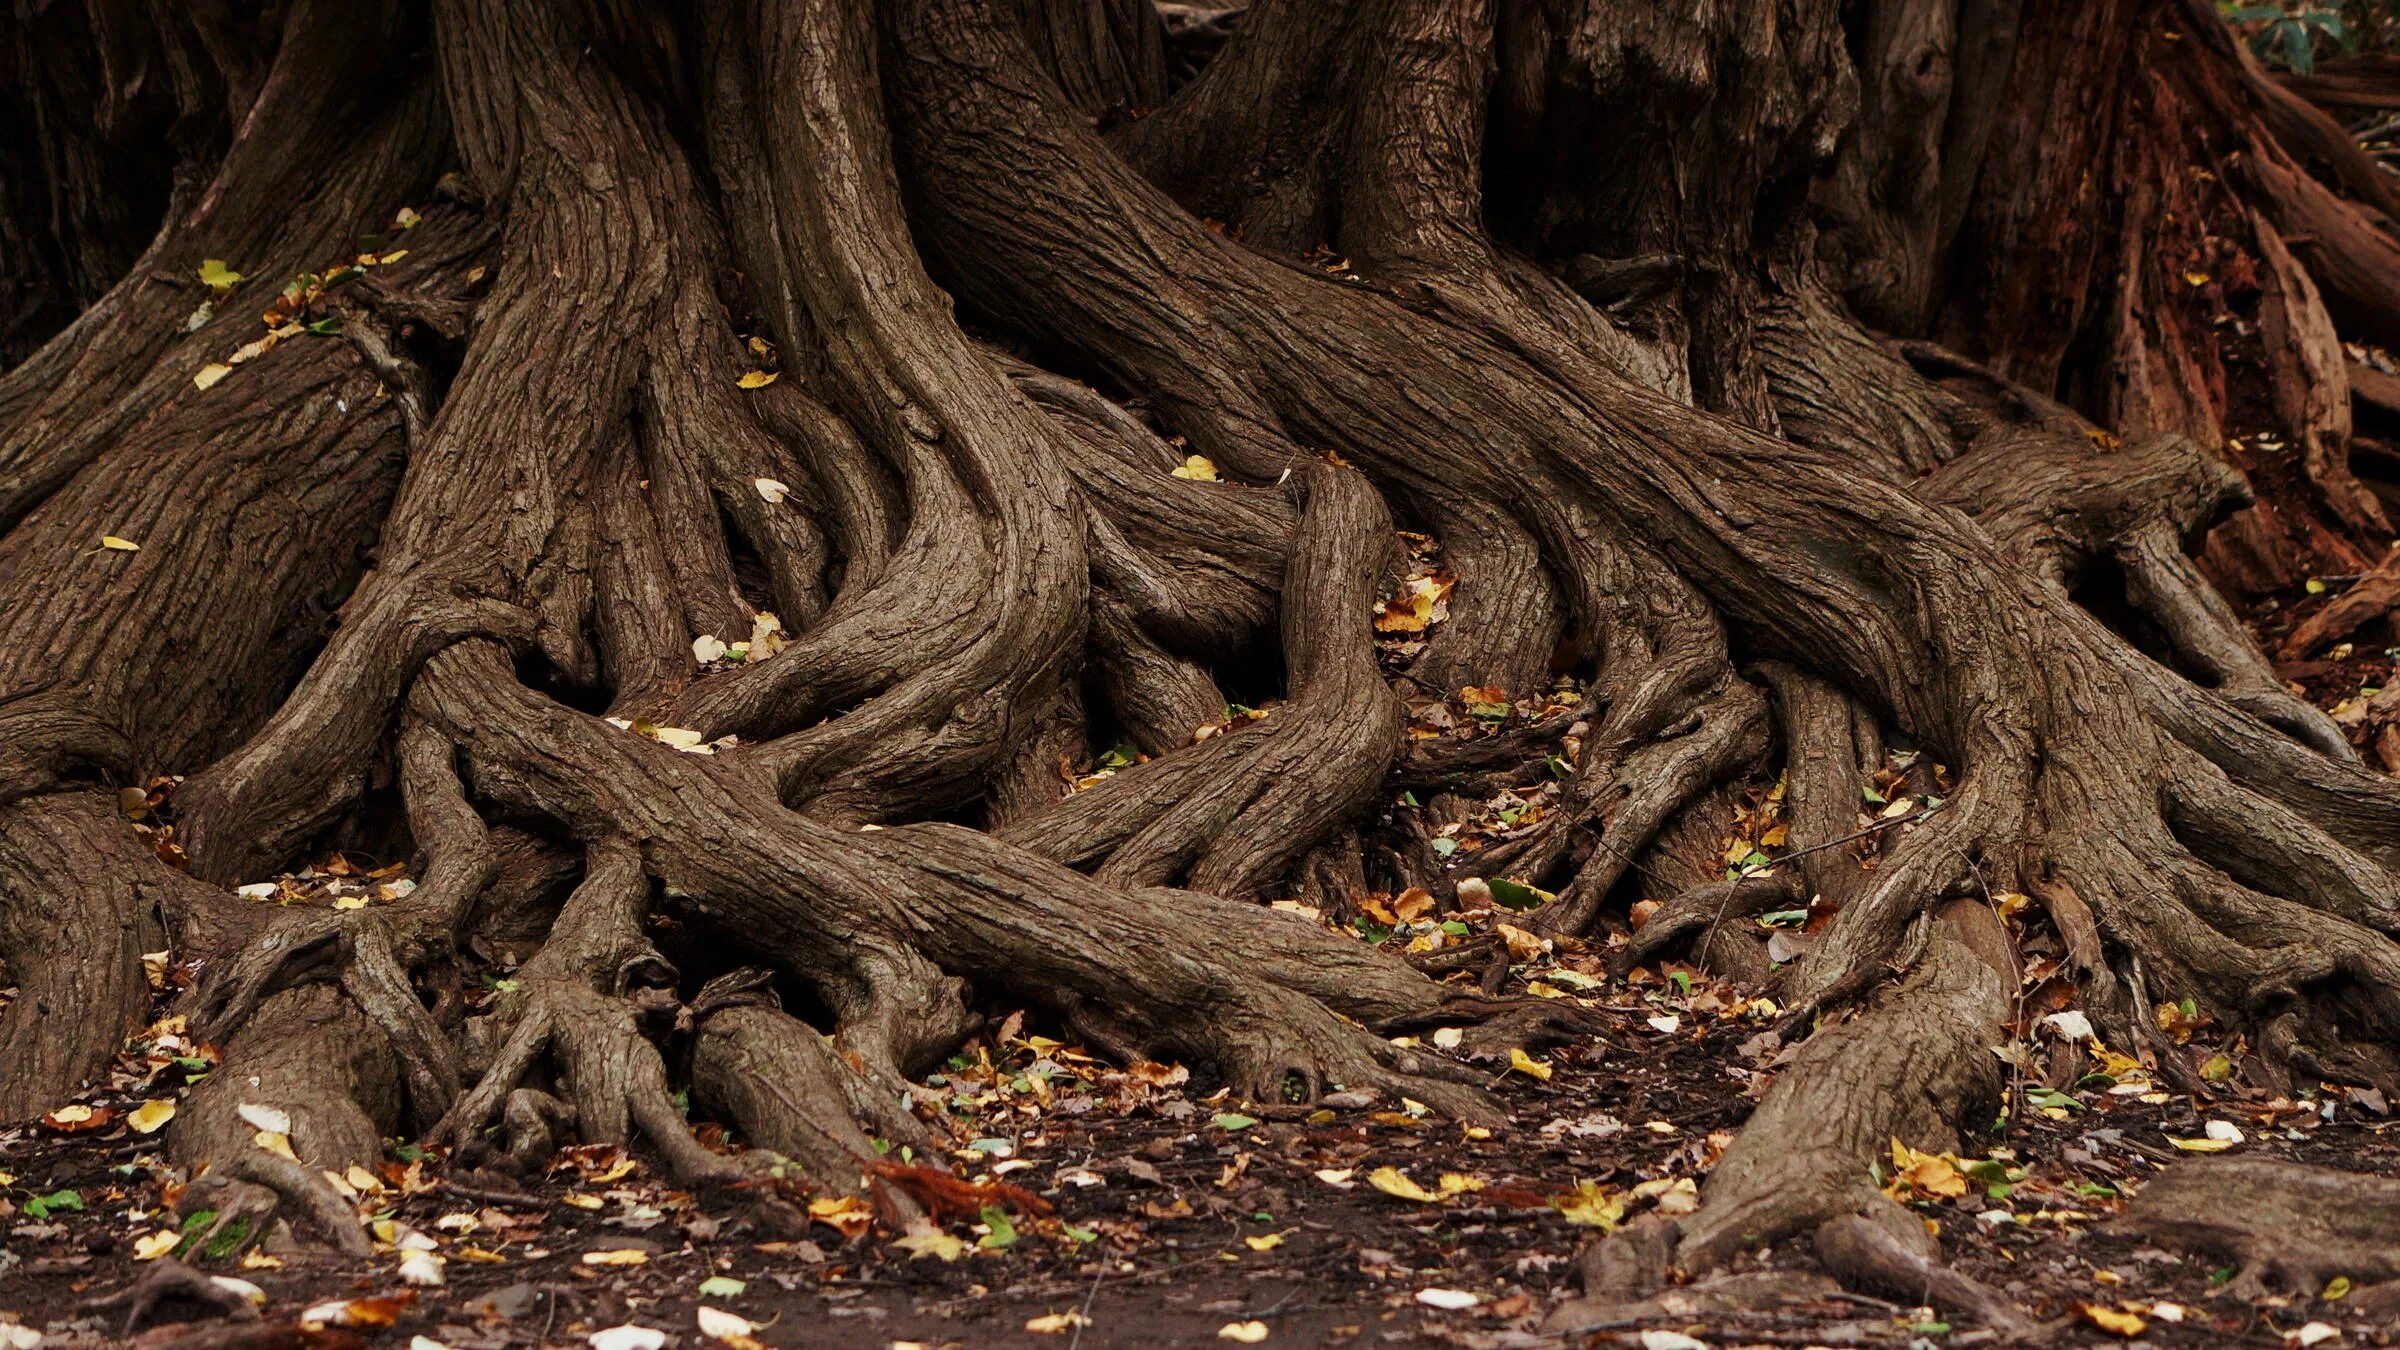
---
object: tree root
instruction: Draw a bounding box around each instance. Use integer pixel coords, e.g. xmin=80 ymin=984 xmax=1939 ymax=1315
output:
xmin=1678 ymin=904 xmax=2011 ymax=1269
xmin=170 ymin=986 xmax=397 ymax=1256
xmin=2111 ymin=1158 xmax=2400 ymax=1306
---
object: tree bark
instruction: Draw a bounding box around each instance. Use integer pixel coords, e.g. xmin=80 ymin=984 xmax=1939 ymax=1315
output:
xmin=2 ymin=0 xmax=2397 ymax=1319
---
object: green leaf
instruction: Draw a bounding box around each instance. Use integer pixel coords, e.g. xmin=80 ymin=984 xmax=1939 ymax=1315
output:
xmin=1546 ymin=756 xmax=1573 ymax=779
xmin=977 ymin=1204 xmax=1018 ymax=1249
xmin=697 ymin=1276 xmax=747 ymax=1298
xmin=1213 ymin=1113 xmax=1259 ymax=1131
xmin=1485 ymin=877 xmax=1553 ymax=910
xmin=1430 ymin=837 xmax=1458 ymax=858
xmin=1061 ymin=1223 xmax=1098 ymax=1244
xmin=25 ymin=1189 xmax=83 ymax=1219
xmin=306 ymin=318 xmax=342 ymax=336
xmin=1668 ymin=970 xmax=1693 ymax=995
xmin=2024 ymin=1086 xmax=2083 ymax=1112
xmin=1757 ymin=909 xmax=1808 ymax=928
xmin=1440 ymin=920 xmax=1469 ymax=936
xmin=1399 ymin=790 xmax=1421 ymax=807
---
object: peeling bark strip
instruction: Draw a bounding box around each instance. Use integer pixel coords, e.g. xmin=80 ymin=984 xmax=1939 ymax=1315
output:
xmin=2 ymin=0 xmax=2399 ymax=1313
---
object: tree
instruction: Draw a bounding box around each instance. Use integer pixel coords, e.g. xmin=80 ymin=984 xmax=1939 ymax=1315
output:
xmin=3 ymin=0 xmax=2398 ymax=1305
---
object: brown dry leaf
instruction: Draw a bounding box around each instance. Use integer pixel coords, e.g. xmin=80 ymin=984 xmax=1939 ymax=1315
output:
xmin=43 ymin=1104 xmax=116 ymax=1134
xmin=1392 ymin=887 xmax=1435 ymax=922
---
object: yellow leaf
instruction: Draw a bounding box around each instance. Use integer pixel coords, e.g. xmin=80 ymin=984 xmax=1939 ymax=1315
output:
xmin=2079 ymin=1303 xmax=2147 ymax=1337
xmin=253 ymin=1129 xmax=298 ymax=1161
xmin=1243 ymin=1233 xmax=1283 ymax=1252
xmin=894 ymin=1229 xmax=967 ymax=1261
xmin=197 ymin=259 xmax=243 ymax=292
xmin=2166 ymin=1136 xmax=2236 ymax=1153
xmin=101 ymin=536 xmax=140 ymax=551
xmin=194 ymin=363 xmax=233 ymax=391
xmin=580 ymin=1248 xmax=649 ymax=1266
xmin=2325 ymin=1276 xmax=2353 ymax=1300
xmin=737 ymin=369 xmax=778 ymax=389
xmin=1508 ymin=1047 xmax=1553 ymax=1081
xmin=808 ymin=1194 xmax=874 ymax=1238
xmin=1169 ymin=454 xmax=1220 ymax=481
xmin=127 ymin=1099 xmax=176 ymax=1134
xmin=1218 ymin=1322 xmax=1270 ymax=1343
xmin=1366 ymin=1167 xmax=1444 ymax=1203
xmin=1550 ymin=1180 xmax=1625 ymax=1229
xmin=132 ymin=1230 xmax=181 ymax=1260
xmin=1024 ymin=1312 xmax=1090 ymax=1334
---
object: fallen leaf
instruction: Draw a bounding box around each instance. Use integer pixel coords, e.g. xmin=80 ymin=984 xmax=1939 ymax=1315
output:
xmin=893 ymin=1228 xmax=967 ymax=1261
xmin=1313 ymin=1168 xmax=1355 ymax=1188
xmin=587 ymin=1328 xmax=666 ymax=1350
xmin=2291 ymin=1322 xmax=2340 ymax=1347
xmin=253 ymin=1130 xmax=298 ymax=1161
xmin=737 ymin=370 xmax=778 ymax=389
xmin=2167 ymin=1135 xmax=2236 ymax=1153
xmin=753 ymin=477 xmax=791 ymax=504
xmin=2078 ymin=1304 xmax=2146 ymax=1337
xmin=1024 ymin=1312 xmax=1090 ymax=1334
xmin=1219 ymin=1321 xmax=1270 ymax=1343
xmin=1170 ymin=455 xmax=1219 ymax=481
xmin=1366 ymin=1167 xmax=1443 ymax=1203
xmin=100 ymin=536 xmax=140 ymax=552
xmin=193 ymin=362 xmax=233 ymax=391
xmin=696 ymin=1307 xmax=767 ymax=1350
xmin=1508 ymin=1047 xmax=1553 ymax=1081
xmin=581 ymin=1248 xmax=649 ymax=1266
xmin=697 ymin=1276 xmax=747 ymax=1297
xmin=42 ymin=1104 xmax=111 ymax=1133
xmin=132 ymin=1230 xmax=181 ymax=1260
xmin=1414 ymin=1289 xmax=1480 ymax=1311
xmin=693 ymin=635 xmax=729 ymax=663
xmin=1551 ymin=1180 xmax=1625 ymax=1229
xmin=808 ymin=1194 xmax=874 ymax=1238
xmin=237 ymin=1103 xmax=292 ymax=1134
xmin=1638 ymin=1333 xmax=1711 ymax=1350
xmin=1243 ymin=1233 xmax=1284 ymax=1252
xmin=197 ymin=259 xmax=243 ymax=292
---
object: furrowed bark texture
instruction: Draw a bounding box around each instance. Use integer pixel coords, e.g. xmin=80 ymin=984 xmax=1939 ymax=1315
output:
xmin=3 ymin=0 xmax=2398 ymax=1318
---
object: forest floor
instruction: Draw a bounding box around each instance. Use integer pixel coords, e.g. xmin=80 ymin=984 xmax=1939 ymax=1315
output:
xmin=7 ymin=611 xmax=2400 ymax=1350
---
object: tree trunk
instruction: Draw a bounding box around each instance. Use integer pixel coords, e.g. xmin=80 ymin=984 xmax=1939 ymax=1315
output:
xmin=3 ymin=0 xmax=2398 ymax=1311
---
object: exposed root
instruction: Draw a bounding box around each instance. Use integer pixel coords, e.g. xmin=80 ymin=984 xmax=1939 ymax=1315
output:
xmin=434 ymin=839 xmax=739 ymax=1187
xmin=170 ymin=986 xmax=397 ymax=1256
xmin=0 ymin=791 xmax=188 ymax=1117
xmin=2112 ymin=1158 xmax=2400 ymax=1305
xmin=998 ymin=460 xmax=1401 ymax=897
xmin=1678 ymin=905 xmax=2011 ymax=1269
